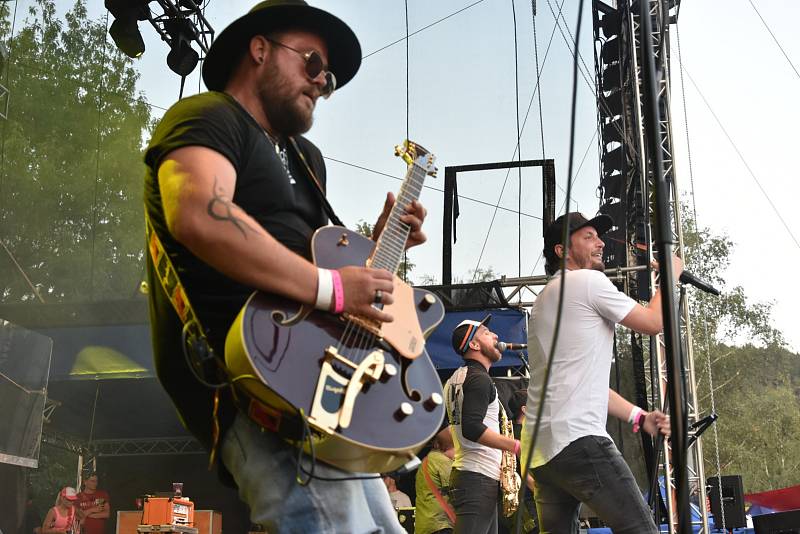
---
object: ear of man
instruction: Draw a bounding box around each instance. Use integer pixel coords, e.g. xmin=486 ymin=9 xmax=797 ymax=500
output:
xmin=249 ymin=35 xmax=270 ymax=65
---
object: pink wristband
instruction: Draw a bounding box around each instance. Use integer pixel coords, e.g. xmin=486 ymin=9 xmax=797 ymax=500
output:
xmin=513 ymin=440 xmax=521 ymax=456
xmin=331 ymin=269 xmax=345 ymax=314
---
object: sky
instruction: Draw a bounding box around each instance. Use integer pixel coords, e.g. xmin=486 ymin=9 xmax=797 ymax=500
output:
xmin=36 ymin=0 xmax=800 ymax=351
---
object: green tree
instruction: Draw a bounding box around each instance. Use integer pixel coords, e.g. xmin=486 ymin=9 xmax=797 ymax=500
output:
xmin=680 ymin=213 xmax=799 ymax=492
xmin=612 ymin=212 xmax=799 ymax=493
xmin=0 ymin=0 xmax=151 ymax=303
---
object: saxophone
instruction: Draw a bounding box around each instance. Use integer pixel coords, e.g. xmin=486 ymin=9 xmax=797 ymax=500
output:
xmin=499 ymin=403 xmax=521 ymax=517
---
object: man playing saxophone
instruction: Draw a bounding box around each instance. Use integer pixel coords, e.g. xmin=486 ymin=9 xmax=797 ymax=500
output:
xmin=443 ymin=315 xmax=521 ymax=534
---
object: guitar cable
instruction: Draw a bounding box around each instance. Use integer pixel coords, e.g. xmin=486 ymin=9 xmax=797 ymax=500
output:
xmin=516 ymin=0 xmax=584 ymax=533
xmin=294 ymin=409 xmax=384 ymax=484
xmin=181 ymin=323 xmax=230 ymax=389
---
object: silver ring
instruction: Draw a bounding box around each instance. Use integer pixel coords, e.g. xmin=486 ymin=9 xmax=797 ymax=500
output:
xmin=374 ymin=289 xmax=383 ymax=304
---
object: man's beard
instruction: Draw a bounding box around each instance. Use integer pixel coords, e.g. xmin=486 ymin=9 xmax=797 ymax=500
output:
xmin=481 ymin=343 xmax=501 ymax=363
xmin=259 ymin=63 xmax=314 ymax=136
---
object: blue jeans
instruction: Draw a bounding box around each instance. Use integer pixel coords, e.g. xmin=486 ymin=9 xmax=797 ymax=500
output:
xmin=449 ymin=468 xmax=499 ymax=534
xmin=222 ymin=413 xmax=405 ymax=534
xmin=530 ymin=436 xmax=657 ymax=534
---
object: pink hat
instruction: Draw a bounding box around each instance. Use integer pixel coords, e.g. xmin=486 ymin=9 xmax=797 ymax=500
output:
xmin=60 ymin=487 xmax=78 ymax=501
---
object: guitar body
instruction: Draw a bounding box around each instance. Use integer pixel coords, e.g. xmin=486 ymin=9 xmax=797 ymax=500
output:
xmin=225 ymin=226 xmax=446 ymax=473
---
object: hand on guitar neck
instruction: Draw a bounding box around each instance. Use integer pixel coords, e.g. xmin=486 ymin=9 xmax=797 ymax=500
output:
xmin=337 ymin=265 xmax=396 ymax=323
xmin=373 ymin=193 xmax=428 ymax=251
xmin=338 ymin=191 xmax=427 ymax=324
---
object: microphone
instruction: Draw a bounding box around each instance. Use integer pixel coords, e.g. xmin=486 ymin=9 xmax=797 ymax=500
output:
xmin=495 ymin=341 xmax=527 ymax=351
xmin=679 ymin=270 xmax=720 ymax=296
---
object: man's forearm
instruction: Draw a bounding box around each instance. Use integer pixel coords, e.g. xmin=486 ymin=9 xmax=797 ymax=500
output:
xmin=476 ymin=427 xmax=518 ymax=453
xmin=608 ymin=388 xmax=637 ymax=422
xmin=169 ymin=180 xmax=319 ymax=306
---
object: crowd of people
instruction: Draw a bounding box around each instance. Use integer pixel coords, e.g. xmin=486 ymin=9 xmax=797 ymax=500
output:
xmin=34 ymin=474 xmax=110 ymax=534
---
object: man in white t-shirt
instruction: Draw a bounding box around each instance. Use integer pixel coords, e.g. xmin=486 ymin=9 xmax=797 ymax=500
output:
xmin=523 ymin=212 xmax=680 ymax=534
xmin=444 ymin=315 xmax=521 ymax=534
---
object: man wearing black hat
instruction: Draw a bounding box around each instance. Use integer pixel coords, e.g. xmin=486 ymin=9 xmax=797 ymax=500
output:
xmin=443 ymin=315 xmax=520 ymax=534
xmin=143 ymin=1 xmax=426 ymax=531
xmin=522 ymin=212 xmax=681 ymax=533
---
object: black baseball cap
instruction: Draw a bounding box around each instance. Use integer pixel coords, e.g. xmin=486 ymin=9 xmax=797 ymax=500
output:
xmin=451 ymin=314 xmax=492 ymax=355
xmin=544 ymin=212 xmax=614 ymax=255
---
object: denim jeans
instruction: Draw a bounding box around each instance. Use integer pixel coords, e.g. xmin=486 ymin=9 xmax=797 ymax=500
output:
xmin=449 ymin=468 xmax=500 ymax=534
xmin=222 ymin=413 xmax=405 ymax=534
xmin=530 ymin=435 xmax=657 ymax=534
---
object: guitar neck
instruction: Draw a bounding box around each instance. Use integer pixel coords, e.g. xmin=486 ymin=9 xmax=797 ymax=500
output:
xmin=369 ymin=161 xmax=428 ymax=273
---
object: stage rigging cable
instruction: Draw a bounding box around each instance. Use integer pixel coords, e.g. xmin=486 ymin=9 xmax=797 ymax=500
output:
xmin=471 ymin=0 xmax=568 ymax=282
xmin=675 ymin=20 xmax=727 ymax=530
xmin=517 ymin=2 xmax=585 ymax=533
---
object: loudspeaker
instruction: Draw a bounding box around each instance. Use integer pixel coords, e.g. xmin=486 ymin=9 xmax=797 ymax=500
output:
xmin=0 ymin=320 xmax=52 ymax=468
xmin=754 ymin=510 xmax=800 ymax=533
xmin=707 ymin=475 xmax=747 ymax=529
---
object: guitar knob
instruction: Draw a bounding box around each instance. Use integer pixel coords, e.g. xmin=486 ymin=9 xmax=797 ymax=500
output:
xmin=379 ymin=363 xmax=398 ymax=382
xmin=395 ymin=402 xmax=414 ymax=420
xmin=424 ymin=392 xmax=443 ymax=411
xmin=418 ymin=294 xmax=437 ymax=311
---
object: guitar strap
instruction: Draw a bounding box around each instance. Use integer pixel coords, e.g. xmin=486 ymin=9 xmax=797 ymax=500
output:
xmin=145 ymin=211 xmax=230 ymax=467
xmin=288 ymin=136 xmax=345 ymax=227
xmin=145 ymin=212 xmax=221 ymax=378
xmin=422 ymin=455 xmax=457 ymax=524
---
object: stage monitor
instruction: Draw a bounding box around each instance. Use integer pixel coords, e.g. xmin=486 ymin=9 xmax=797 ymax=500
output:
xmin=0 ymin=319 xmax=52 ymax=467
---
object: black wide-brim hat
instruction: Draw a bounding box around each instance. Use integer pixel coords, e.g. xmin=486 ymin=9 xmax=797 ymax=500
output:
xmin=202 ymin=0 xmax=362 ymax=92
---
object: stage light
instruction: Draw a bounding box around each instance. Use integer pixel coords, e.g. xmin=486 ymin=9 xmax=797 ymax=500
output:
xmin=165 ymin=18 xmax=199 ymax=76
xmin=106 ymin=0 xmax=149 ymax=58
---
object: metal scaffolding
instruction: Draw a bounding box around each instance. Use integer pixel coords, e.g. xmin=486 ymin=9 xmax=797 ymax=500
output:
xmin=591 ymin=0 xmax=709 ymax=531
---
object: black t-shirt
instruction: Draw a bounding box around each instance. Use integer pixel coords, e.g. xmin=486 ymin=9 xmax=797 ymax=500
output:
xmin=460 ymin=360 xmax=498 ymax=442
xmin=143 ymin=91 xmax=328 ymax=447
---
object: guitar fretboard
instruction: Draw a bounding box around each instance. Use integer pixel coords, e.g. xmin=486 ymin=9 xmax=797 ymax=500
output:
xmin=369 ymin=160 xmax=428 ymax=274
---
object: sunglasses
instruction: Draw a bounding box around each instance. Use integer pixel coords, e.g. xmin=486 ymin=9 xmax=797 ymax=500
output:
xmin=265 ymin=38 xmax=337 ymax=99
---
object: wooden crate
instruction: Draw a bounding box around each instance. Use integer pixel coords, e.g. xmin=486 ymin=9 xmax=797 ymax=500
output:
xmin=117 ymin=510 xmax=221 ymax=534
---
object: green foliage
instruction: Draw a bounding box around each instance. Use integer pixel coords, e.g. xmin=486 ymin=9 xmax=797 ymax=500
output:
xmin=612 ymin=210 xmax=800 ymax=493
xmin=0 ymin=0 xmax=152 ymax=303
xmin=695 ymin=342 xmax=800 ymax=492
xmin=682 ymin=214 xmax=783 ymax=346
xmin=681 ymin=211 xmax=799 ymax=492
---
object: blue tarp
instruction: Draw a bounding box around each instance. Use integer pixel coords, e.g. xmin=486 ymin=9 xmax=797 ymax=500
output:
xmin=425 ymin=308 xmax=528 ymax=370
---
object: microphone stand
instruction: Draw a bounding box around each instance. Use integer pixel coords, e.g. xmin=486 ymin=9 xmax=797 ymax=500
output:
xmin=639 ymin=2 xmax=691 ymax=532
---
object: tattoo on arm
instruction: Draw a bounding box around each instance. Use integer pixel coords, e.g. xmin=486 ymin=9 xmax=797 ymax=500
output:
xmin=206 ymin=177 xmax=255 ymax=238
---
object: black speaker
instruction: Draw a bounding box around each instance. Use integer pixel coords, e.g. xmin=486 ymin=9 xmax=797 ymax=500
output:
xmin=754 ymin=510 xmax=800 ymax=533
xmin=707 ymin=475 xmax=747 ymax=529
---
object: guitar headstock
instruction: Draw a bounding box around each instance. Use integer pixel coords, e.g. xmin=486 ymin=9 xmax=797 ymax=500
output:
xmin=394 ymin=140 xmax=437 ymax=177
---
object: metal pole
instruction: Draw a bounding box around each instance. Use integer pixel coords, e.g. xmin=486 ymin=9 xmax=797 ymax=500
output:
xmin=638 ymin=1 xmax=690 ymax=532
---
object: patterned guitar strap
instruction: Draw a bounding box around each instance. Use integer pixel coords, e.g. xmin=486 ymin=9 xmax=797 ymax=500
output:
xmin=145 ymin=211 xmax=229 ymax=468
